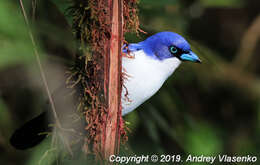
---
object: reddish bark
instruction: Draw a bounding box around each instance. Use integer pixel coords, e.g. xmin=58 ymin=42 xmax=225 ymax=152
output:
xmin=102 ymin=0 xmax=123 ymax=159
xmin=68 ymin=0 xmax=140 ymax=160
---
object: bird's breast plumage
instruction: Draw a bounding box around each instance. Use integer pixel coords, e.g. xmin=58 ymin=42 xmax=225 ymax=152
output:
xmin=121 ymin=50 xmax=181 ymax=115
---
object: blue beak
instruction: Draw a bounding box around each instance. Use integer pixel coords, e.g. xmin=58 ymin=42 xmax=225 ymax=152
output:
xmin=180 ymin=51 xmax=201 ymax=63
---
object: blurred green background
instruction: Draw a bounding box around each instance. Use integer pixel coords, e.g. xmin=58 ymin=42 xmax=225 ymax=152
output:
xmin=0 ymin=0 xmax=260 ymax=164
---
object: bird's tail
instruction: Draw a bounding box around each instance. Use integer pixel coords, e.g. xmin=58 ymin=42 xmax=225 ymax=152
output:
xmin=10 ymin=111 xmax=52 ymax=150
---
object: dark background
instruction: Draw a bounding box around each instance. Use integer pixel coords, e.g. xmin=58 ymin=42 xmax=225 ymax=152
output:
xmin=0 ymin=0 xmax=260 ymax=164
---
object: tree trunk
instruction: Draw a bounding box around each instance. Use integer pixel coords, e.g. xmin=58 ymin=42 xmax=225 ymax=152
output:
xmin=68 ymin=0 xmax=139 ymax=160
xmin=102 ymin=0 xmax=123 ymax=159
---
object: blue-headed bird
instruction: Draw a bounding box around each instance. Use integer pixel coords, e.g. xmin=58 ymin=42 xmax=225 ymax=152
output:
xmin=10 ymin=31 xmax=201 ymax=149
xmin=121 ymin=31 xmax=201 ymax=115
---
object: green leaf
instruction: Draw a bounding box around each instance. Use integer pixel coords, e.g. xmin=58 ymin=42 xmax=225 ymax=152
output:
xmin=184 ymin=122 xmax=223 ymax=155
xmin=26 ymin=137 xmax=57 ymax=165
xmin=0 ymin=1 xmax=35 ymax=69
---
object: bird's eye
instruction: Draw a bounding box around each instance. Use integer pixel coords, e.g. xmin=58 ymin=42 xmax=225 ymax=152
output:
xmin=170 ymin=46 xmax=178 ymax=54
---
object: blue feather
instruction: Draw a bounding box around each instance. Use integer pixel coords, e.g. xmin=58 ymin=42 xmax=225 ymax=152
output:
xmin=123 ymin=32 xmax=192 ymax=60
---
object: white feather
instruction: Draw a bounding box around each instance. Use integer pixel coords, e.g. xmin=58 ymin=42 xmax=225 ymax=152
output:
xmin=121 ymin=50 xmax=181 ymax=115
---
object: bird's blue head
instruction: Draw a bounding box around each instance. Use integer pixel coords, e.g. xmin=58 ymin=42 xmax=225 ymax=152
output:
xmin=137 ymin=31 xmax=201 ymax=63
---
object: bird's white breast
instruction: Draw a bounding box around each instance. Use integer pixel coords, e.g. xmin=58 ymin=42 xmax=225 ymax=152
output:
xmin=121 ymin=50 xmax=181 ymax=115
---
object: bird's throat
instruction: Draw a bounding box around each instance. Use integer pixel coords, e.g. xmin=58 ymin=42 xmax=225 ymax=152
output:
xmin=121 ymin=50 xmax=181 ymax=115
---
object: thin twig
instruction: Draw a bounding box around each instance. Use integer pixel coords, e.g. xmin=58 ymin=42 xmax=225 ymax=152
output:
xmin=19 ymin=0 xmax=59 ymax=129
xmin=18 ymin=0 xmax=73 ymax=156
xmin=32 ymin=0 xmax=37 ymax=22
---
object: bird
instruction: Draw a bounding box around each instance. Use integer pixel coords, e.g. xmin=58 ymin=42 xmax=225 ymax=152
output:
xmin=10 ymin=31 xmax=201 ymax=149
xmin=121 ymin=31 xmax=201 ymax=115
